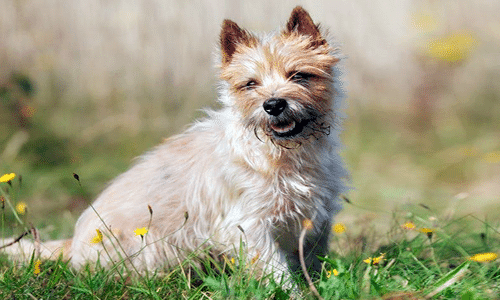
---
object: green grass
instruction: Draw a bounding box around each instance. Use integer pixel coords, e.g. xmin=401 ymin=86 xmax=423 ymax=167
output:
xmin=1 ymin=228 xmax=499 ymax=299
xmin=1 ymin=180 xmax=500 ymax=299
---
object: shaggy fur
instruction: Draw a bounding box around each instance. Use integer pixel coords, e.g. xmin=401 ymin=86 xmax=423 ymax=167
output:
xmin=5 ymin=6 xmax=348 ymax=284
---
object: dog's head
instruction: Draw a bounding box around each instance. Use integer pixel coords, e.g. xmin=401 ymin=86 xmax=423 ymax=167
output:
xmin=219 ymin=6 xmax=339 ymax=147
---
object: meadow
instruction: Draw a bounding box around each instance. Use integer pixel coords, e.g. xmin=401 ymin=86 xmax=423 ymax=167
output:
xmin=1 ymin=101 xmax=499 ymax=299
xmin=1 ymin=169 xmax=499 ymax=299
xmin=1 ymin=0 xmax=500 ymax=298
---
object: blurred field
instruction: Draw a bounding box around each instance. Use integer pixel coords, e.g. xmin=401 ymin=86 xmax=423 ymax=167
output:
xmin=1 ymin=0 xmax=500 ymax=238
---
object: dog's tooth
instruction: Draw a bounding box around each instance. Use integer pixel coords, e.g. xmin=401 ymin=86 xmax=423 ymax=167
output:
xmin=272 ymin=121 xmax=296 ymax=133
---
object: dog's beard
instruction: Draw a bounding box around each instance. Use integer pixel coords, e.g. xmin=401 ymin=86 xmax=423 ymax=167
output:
xmin=248 ymin=106 xmax=332 ymax=149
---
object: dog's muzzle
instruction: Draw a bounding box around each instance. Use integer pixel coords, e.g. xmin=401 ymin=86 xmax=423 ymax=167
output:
xmin=262 ymin=98 xmax=302 ymax=137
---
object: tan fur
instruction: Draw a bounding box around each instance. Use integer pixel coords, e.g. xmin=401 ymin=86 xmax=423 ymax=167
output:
xmin=4 ymin=6 xmax=348 ymax=285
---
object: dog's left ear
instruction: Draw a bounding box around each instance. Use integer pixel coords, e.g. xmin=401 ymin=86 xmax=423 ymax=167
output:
xmin=220 ymin=20 xmax=255 ymax=65
xmin=284 ymin=6 xmax=326 ymax=47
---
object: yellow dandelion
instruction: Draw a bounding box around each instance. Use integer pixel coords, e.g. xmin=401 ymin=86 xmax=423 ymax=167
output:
xmin=0 ymin=173 xmax=16 ymax=183
xmin=302 ymin=219 xmax=313 ymax=231
xmin=469 ymin=252 xmax=498 ymax=262
xmin=372 ymin=254 xmax=384 ymax=265
xmin=326 ymin=269 xmax=339 ymax=278
xmin=483 ymin=152 xmax=500 ymax=163
xmin=461 ymin=146 xmax=478 ymax=157
xmin=15 ymin=202 xmax=27 ymax=215
xmin=90 ymin=229 xmax=103 ymax=244
xmin=34 ymin=259 xmax=41 ymax=275
xmin=250 ymin=253 xmax=260 ymax=265
xmin=426 ymin=31 xmax=478 ymax=63
xmin=402 ymin=221 xmax=416 ymax=230
xmin=419 ymin=227 xmax=435 ymax=239
xmin=364 ymin=254 xmax=385 ymax=265
xmin=332 ymin=223 xmax=346 ymax=234
xmin=134 ymin=227 xmax=149 ymax=237
xmin=223 ymin=255 xmax=235 ymax=266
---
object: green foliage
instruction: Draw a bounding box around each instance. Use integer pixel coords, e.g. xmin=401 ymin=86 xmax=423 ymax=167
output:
xmin=1 ymin=209 xmax=499 ymax=299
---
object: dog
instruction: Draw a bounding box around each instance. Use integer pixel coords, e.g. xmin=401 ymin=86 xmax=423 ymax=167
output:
xmin=6 ymin=6 xmax=348 ymax=285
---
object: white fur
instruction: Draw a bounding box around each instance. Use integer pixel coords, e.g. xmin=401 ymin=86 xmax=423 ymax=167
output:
xmin=3 ymin=7 xmax=349 ymax=286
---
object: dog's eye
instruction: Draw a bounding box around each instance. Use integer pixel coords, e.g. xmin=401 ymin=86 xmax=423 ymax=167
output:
xmin=290 ymin=72 xmax=314 ymax=84
xmin=242 ymin=80 xmax=258 ymax=90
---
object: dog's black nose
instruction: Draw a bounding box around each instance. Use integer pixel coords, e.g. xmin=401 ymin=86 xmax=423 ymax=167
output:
xmin=263 ymin=98 xmax=287 ymax=116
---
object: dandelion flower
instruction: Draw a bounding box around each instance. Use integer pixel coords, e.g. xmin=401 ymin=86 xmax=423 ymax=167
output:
xmin=373 ymin=255 xmax=384 ymax=265
xmin=402 ymin=221 xmax=416 ymax=230
xmin=483 ymin=152 xmax=500 ymax=163
xmin=364 ymin=254 xmax=385 ymax=265
xmin=326 ymin=269 xmax=339 ymax=278
xmin=90 ymin=229 xmax=103 ymax=244
xmin=250 ymin=253 xmax=260 ymax=265
xmin=0 ymin=173 xmax=16 ymax=183
xmin=33 ymin=259 xmax=41 ymax=275
xmin=461 ymin=147 xmax=478 ymax=157
xmin=426 ymin=31 xmax=478 ymax=63
xmin=469 ymin=252 xmax=498 ymax=262
xmin=15 ymin=202 xmax=27 ymax=215
xmin=134 ymin=227 xmax=148 ymax=237
xmin=223 ymin=255 xmax=235 ymax=266
xmin=419 ymin=227 xmax=435 ymax=239
xmin=332 ymin=223 xmax=346 ymax=234
xmin=302 ymin=219 xmax=313 ymax=230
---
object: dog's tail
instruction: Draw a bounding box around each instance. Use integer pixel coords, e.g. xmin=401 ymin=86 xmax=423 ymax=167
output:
xmin=1 ymin=236 xmax=72 ymax=261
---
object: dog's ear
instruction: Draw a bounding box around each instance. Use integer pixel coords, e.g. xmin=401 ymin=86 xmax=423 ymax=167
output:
xmin=220 ymin=20 xmax=255 ymax=65
xmin=284 ymin=6 xmax=326 ymax=47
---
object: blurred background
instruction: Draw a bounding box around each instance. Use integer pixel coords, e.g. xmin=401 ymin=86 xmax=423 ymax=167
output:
xmin=1 ymin=0 xmax=499 ymax=238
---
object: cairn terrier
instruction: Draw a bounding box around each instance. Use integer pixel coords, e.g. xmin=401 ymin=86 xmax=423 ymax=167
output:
xmin=8 ymin=6 xmax=348 ymax=284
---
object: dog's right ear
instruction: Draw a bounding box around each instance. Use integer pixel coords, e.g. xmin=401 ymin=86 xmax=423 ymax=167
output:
xmin=284 ymin=6 xmax=326 ymax=48
xmin=220 ymin=20 xmax=255 ymax=65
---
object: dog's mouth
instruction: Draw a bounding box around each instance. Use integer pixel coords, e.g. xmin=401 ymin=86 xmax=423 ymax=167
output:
xmin=269 ymin=119 xmax=308 ymax=138
xmin=252 ymin=106 xmax=330 ymax=145
xmin=270 ymin=120 xmax=296 ymax=135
